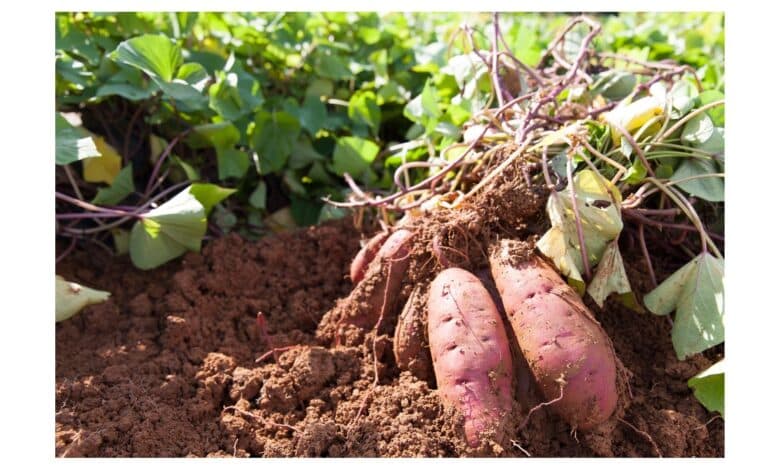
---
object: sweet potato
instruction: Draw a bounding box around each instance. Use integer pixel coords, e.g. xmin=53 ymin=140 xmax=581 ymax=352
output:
xmin=427 ymin=268 xmax=513 ymax=448
xmin=489 ymin=239 xmax=618 ymax=430
xmin=350 ymin=231 xmax=390 ymax=284
xmin=393 ymin=285 xmax=433 ymax=383
xmin=317 ymin=229 xmax=414 ymax=346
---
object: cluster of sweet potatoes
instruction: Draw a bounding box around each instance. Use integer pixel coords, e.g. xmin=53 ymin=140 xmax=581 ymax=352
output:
xmin=321 ymin=228 xmax=620 ymax=450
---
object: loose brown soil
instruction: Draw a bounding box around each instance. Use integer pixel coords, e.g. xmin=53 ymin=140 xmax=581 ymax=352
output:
xmin=55 ymin=157 xmax=724 ymax=457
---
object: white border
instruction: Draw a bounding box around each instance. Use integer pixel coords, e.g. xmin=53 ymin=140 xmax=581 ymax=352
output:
xmin=2 ymin=0 xmax=775 ymax=467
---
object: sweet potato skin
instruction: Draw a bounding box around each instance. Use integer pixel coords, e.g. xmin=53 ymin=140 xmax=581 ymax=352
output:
xmin=393 ymin=286 xmax=433 ymax=383
xmin=317 ymin=229 xmax=414 ymax=346
xmin=428 ymin=268 xmax=513 ymax=448
xmin=489 ymin=240 xmax=618 ymax=430
xmin=350 ymin=231 xmax=390 ymax=284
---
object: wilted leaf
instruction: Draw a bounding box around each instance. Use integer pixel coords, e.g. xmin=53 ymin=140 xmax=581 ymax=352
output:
xmin=537 ymin=169 xmax=624 ymax=282
xmin=687 ymin=360 xmax=724 ymax=415
xmin=56 ymin=276 xmax=111 ymax=322
xmin=587 ymin=239 xmax=632 ymax=307
xmin=644 ymin=253 xmax=724 ymax=359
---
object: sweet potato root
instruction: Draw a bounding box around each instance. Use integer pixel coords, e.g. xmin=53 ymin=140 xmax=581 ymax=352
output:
xmin=317 ymin=229 xmax=414 ymax=346
xmin=427 ymin=267 xmax=513 ymax=448
xmin=393 ymin=285 xmax=433 ymax=383
xmin=350 ymin=231 xmax=390 ymax=284
xmin=489 ymin=239 xmax=618 ymax=430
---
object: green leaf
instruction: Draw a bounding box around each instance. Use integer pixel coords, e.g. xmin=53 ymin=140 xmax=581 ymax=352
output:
xmin=290 ymin=195 xmax=322 ymax=226
xmin=56 ymin=276 xmax=111 ymax=322
xmin=319 ymin=204 xmax=348 ymax=222
xmin=92 ymin=164 xmax=135 ymax=206
xmin=299 ymin=95 xmax=328 ymax=135
xmin=189 ymin=183 xmax=236 ymax=215
xmin=129 ymin=186 xmax=206 ymax=270
xmin=332 ymin=136 xmax=380 ymax=178
xmin=669 ymin=79 xmax=699 ymax=119
xmin=95 ymin=83 xmax=154 ymax=101
xmin=305 ymin=78 xmax=334 ymax=99
xmin=112 ymin=34 xmax=183 ymax=82
xmin=190 ymin=122 xmax=241 ymax=149
xmin=111 ymin=228 xmax=130 ymax=255
xmin=216 ymin=147 xmax=250 ymax=179
xmin=55 ymin=114 xmax=101 ymax=165
xmin=587 ymin=239 xmax=633 ymax=308
xmin=672 ymin=158 xmax=724 ymax=202
xmin=687 ymin=360 xmax=724 ymax=415
xmin=695 ymin=90 xmax=725 ymax=126
xmin=644 ymin=253 xmax=724 ymax=360
xmin=288 ymin=139 xmax=325 ymax=170
xmin=250 ymin=110 xmax=301 ymax=174
xmin=591 ymin=70 xmax=636 ymax=100
xmin=537 ymin=170 xmax=624 ymax=282
xmin=176 ymin=62 xmax=209 ymax=90
xmin=249 ymin=181 xmax=267 ymax=210
xmin=348 ymin=91 xmax=381 ymax=135
xmin=156 ymin=80 xmax=208 ymax=111
xmin=682 ymin=113 xmax=717 ymax=148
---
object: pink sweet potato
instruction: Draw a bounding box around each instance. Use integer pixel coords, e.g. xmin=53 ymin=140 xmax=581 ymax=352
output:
xmin=489 ymin=239 xmax=618 ymax=430
xmin=317 ymin=229 xmax=414 ymax=346
xmin=350 ymin=231 xmax=390 ymax=284
xmin=393 ymin=286 xmax=434 ymax=383
xmin=427 ymin=267 xmax=513 ymax=448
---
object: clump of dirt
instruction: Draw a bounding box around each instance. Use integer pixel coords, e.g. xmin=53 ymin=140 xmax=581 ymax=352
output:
xmin=56 ymin=164 xmax=723 ymax=457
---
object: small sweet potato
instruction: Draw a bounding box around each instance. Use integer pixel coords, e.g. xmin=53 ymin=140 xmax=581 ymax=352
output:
xmin=317 ymin=229 xmax=414 ymax=346
xmin=489 ymin=239 xmax=618 ymax=430
xmin=350 ymin=231 xmax=390 ymax=284
xmin=393 ymin=286 xmax=433 ymax=383
xmin=428 ymin=268 xmax=513 ymax=448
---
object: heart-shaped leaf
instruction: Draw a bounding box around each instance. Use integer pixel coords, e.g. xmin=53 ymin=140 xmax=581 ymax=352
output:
xmin=56 ymin=276 xmax=111 ymax=322
xmin=644 ymin=252 xmax=724 ymax=359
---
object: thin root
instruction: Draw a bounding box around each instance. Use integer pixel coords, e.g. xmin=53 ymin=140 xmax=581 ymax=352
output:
xmin=619 ymin=418 xmax=662 ymax=457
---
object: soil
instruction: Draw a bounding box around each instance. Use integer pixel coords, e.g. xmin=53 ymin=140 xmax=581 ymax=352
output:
xmin=55 ymin=153 xmax=724 ymax=457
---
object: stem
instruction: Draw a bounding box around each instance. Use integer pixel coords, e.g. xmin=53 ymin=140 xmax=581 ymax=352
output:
xmin=324 ymin=125 xmax=490 ymax=208
xmin=144 ymin=129 xmax=190 ymax=197
xmin=56 ymin=192 xmax=133 ymax=216
xmin=611 ymin=123 xmax=656 ymax=177
xmin=491 ymin=13 xmax=506 ymax=108
xmin=637 ymin=223 xmax=658 ymax=287
xmin=656 ymin=99 xmax=725 ymax=143
xmin=567 ymin=153 xmax=592 ymax=281
xmin=63 ymin=165 xmax=84 ymax=201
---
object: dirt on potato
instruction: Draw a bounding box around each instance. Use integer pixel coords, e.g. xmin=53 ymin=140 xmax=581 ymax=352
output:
xmin=56 ymin=152 xmax=723 ymax=457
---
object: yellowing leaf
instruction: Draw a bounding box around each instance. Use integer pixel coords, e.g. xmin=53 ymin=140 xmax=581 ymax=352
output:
xmin=602 ymin=95 xmax=665 ymax=146
xmin=265 ymin=207 xmax=297 ymax=233
xmin=82 ymin=134 xmax=122 ymax=184
xmin=55 ymin=276 xmax=111 ymax=322
xmin=587 ymin=239 xmax=632 ymax=307
xmin=536 ymin=170 xmax=624 ymax=283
